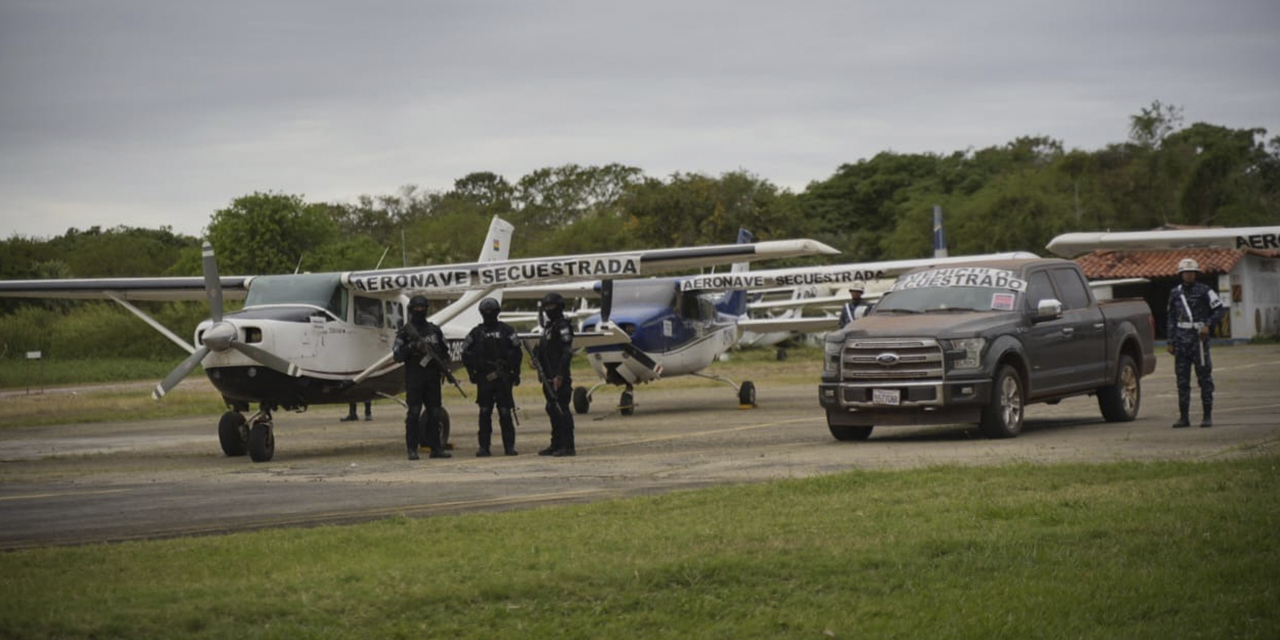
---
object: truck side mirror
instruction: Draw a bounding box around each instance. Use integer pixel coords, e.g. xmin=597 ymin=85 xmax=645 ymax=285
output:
xmin=1033 ymin=299 xmax=1064 ymax=322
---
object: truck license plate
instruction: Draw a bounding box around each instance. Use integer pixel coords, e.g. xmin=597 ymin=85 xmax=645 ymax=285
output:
xmin=872 ymin=388 xmax=901 ymax=406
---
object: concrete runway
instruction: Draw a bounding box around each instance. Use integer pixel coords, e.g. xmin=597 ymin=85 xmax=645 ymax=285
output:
xmin=2 ymin=345 xmax=1278 ymax=550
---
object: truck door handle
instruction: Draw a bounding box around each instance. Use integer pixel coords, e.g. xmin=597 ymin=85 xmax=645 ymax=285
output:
xmin=1062 ymin=327 xmax=1074 ymax=337
xmin=1093 ymin=323 xmax=1105 ymax=330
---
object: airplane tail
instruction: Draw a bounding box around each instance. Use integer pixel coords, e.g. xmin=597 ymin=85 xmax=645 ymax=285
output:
xmin=933 ymin=205 xmax=948 ymax=258
xmin=716 ymin=228 xmax=754 ymax=316
xmin=431 ymin=216 xmax=514 ymax=327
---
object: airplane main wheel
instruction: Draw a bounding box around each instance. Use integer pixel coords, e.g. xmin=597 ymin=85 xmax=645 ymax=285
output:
xmin=573 ymin=386 xmax=590 ymax=414
xmin=738 ymin=381 xmax=757 ymax=408
xmin=217 ymin=411 xmax=249 ymax=457
xmin=619 ymin=390 xmax=635 ymax=416
xmin=248 ymin=419 xmax=275 ymax=462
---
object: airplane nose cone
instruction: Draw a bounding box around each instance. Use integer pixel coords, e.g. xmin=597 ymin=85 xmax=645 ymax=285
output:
xmin=202 ymin=322 xmax=236 ymax=351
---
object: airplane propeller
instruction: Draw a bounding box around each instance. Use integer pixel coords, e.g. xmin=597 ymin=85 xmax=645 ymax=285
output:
xmin=152 ymin=242 xmax=301 ymax=399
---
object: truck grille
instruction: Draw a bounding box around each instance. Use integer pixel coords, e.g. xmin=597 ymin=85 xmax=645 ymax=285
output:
xmin=841 ymin=338 xmax=944 ymax=380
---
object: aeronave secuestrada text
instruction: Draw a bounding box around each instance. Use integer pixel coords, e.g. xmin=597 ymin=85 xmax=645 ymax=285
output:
xmin=679 ymin=268 xmax=887 ymax=292
xmin=348 ymin=256 xmax=641 ymax=293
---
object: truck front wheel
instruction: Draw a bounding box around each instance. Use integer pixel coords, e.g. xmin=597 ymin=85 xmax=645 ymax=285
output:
xmin=979 ymin=365 xmax=1024 ymax=438
xmin=1098 ymin=354 xmax=1141 ymax=422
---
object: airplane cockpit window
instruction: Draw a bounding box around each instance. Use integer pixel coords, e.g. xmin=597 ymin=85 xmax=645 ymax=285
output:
xmin=354 ymin=296 xmax=383 ymax=328
xmin=679 ymin=291 xmax=718 ymax=321
xmin=245 ymin=273 xmax=347 ymax=320
xmin=613 ymin=280 xmax=679 ymax=308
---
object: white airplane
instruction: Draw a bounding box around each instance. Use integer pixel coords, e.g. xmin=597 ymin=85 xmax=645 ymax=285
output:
xmin=0 ymin=217 xmax=838 ymax=461
xmin=1046 ymin=226 xmax=1280 ymax=257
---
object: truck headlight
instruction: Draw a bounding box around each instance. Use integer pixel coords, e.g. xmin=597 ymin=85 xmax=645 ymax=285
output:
xmin=823 ymin=339 xmax=842 ymax=374
xmin=944 ymin=337 xmax=985 ymax=370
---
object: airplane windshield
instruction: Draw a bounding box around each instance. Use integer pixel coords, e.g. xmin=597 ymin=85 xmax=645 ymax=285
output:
xmin=612 ymin=280 xmax=678 ymax=308
xmin=245 ymin=273 xmax=348 ymax=319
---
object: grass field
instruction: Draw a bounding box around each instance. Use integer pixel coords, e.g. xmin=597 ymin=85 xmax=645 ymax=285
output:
xmin=1 ymin=456 xmax=1276 ymax=639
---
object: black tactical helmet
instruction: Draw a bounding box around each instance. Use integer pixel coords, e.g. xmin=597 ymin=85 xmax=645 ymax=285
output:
xmin=540 ymin=292 xmax=564 ymax=313
xmin=479 ymin=297 xmax=501 ymax=320
xmin=409 ymin=295 xmax=429 ymax=313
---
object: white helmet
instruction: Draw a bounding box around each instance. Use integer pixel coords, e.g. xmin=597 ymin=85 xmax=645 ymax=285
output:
xmin=849 ymin=280 xmax=866 ymax=293
xmin=1177 ymin=258 xmax=1201 ymax=274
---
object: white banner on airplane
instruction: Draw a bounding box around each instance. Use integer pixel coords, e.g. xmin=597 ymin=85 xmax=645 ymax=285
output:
xmin=348 ymin=256 xmax=642 ymax=293
xmin=679 ymin=267 xmax=887 ymax=292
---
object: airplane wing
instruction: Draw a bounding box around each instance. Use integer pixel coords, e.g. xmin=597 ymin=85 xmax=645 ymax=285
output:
xmin=0 ymin=232 xmax=835 ymax=301
xmin=0 ymin=276 xmax=251 ymax=300
xmin=676 ymin=252 xmax=1038 ymax=292
xmin=1046 ymin=226 xmax=1280 ymax=257
xmin=343 ymin=238 xmax=838 ymax=295
xmin=737 ymin=315 xmax=841 ymax=334
xmin=748 ymin=294 xmax=847 ymax=312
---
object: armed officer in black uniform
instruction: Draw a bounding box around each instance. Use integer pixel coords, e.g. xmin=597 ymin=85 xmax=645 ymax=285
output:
xmin=534 ymin=292 xmax=576 ymax=457
xmin=461 ymin=298 xmax=523 ymax=457
xmin=1166 ymin=259 xmax=1226 ymax=428
xmin=393 ymin=295 xmax=452 ymax=460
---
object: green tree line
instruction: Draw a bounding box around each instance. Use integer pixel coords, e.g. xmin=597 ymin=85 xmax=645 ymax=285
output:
xmin=3 ymin=102 xmax=1279 ymax=360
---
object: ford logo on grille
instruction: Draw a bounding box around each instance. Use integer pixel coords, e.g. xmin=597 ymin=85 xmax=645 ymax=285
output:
xmin=876 ymin=352 xmax=900 ymax=366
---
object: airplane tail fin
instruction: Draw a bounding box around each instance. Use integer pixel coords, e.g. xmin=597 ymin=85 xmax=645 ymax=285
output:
xmin=933 ymin=205 xmax=948 ymax=258
xmin=432 ymin=216 xmax=515 ymax=327
xmin=717 ymin=228 xmax=754 ymax=315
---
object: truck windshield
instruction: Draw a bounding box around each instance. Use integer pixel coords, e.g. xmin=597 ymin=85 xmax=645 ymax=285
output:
xmin=875 ymin=286 xmax=1022 ymax=313
xmin=877 ymin=267 xmax=1027 ymax=313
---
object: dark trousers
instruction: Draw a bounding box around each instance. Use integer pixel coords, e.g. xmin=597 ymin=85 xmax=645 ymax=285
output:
xmin=543 ymin=380 xmax=575 ymax=451
xmin=476 ymin=379 xmax=516 ymax=451
xmin=405 ymin=377 xmax=445 ymax=453
xmin=1172 ymin=330 xmax=1214 ymax=413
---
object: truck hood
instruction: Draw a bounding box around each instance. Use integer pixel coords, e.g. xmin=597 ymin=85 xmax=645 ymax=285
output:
xmin=840 ymin=312 xmax=1015 ymax=340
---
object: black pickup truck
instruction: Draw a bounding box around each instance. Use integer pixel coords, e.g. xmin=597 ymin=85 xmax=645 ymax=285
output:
xmin=818 ymin=259 xmax=1156 ymax=440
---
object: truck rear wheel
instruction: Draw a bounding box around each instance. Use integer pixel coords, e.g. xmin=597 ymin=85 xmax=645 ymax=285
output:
xmin=1098 ymin=354 xmax=1141 ymax=422
xmin=979 ymin=365 xmax=1024 ymax=438
xmin=827 ymin=415 xmax=873 ymax=441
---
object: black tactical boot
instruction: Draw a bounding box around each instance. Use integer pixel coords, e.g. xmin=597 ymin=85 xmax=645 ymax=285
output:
xmin=428 ymin=449 xmax=452 ymax=459
xmin=504 ymin=447 xmax=519 ymax=456
xmin=538 ymin=446 xmax=557 ymax=456
xmin=1172 ymin=405 xmax=1190 ymax=428
xmin=407 ymin=446 xmax=420 ymax=461
xmin=1200 ymin=406 xmax=1213 ymax=428
xmin=476 ymin=448 xmax=491 ymax=457
xmin=552 ymin=448 xmax=576 ymax=457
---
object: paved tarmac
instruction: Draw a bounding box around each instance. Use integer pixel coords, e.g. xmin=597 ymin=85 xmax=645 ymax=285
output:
xmin=2 ymin=345 xmax=1277 ymax=550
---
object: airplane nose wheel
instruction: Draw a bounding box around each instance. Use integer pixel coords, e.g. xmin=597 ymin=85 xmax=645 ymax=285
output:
xmin=573 ymin=386 xmax=591 ymax=414
xmin=248 ymin=412 xmax=276 ymax=462
xmin=217 ymin=411 xmax=249 ymax=457
xmin=619 ymin=389 xmax=635 ymax=416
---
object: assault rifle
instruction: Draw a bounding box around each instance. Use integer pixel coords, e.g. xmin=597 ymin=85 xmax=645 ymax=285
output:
xmin=404 ymin=322 xmax=467 ymax=398
xmin=520 ymin=338 xmax=562 ymax=417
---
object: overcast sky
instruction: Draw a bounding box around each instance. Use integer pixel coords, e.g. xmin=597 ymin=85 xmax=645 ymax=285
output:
xmin=1 ymin=0 xmax=1277 ymax=240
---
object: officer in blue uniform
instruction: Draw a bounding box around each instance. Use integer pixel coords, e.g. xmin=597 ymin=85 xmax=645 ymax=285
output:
xmin=1165 ymin=259 xmax=1225 ymax=428
xmin=838 ymin=281 xmax=874 ymax=328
